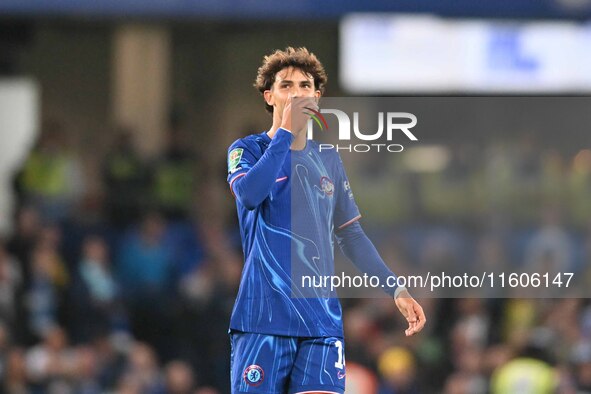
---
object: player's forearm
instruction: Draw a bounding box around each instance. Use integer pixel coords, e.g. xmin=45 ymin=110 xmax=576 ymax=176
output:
xmin=335 ymin=221 xmax=399 ymax=297
xmin=232 ymin=128 xmax=294 ymax=210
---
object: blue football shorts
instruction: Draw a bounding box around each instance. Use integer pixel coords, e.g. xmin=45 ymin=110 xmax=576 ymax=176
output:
xmin=230 ymin=331 xmax=346 ymax=394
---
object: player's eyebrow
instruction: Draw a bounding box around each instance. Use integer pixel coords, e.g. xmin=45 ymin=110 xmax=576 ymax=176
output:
xmin=277 ymin=79 xmax=313 ymax=85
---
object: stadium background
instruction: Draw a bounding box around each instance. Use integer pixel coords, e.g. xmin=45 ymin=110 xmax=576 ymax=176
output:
xmin=1 ymin=1 xmax=591 ymax=393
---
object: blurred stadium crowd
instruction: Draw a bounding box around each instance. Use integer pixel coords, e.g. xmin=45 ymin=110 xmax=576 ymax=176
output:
xmin=1 ymin=116 xmax=591 ymax=394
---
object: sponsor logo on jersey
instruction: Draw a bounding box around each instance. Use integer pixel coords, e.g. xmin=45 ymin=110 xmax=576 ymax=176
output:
xmin=228 ymin=148 xmax=244 ymax=173
xmin=337 ymin=370 xmax=346 ymax=379
xmin=243 ymin=364 xmax=264 ymax=386
xmin=320 ymin=176 xmax=335 ymax=196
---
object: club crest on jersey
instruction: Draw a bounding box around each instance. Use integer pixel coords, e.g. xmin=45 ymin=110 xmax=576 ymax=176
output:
xmin=228 ymin=148 xmax=244 ymax=173
xmin=320 ymin=176 xmax=335 ymax=196
xmin=243 ymin=365 xmax=264 ymax=386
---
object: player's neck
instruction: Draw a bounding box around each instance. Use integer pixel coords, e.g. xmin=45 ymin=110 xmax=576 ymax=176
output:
xmin=290 ymin=132 xmax=307 ymax=150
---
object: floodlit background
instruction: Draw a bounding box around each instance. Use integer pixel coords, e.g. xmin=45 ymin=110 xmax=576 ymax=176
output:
xmin=1 ymin=1 xmax=591 ymax=393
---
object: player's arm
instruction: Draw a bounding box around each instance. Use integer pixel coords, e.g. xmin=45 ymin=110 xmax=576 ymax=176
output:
xmin=228 ymin=128 xmax=293 ymax=210
xmin=335 ymin=221 xmax=426 ymax=336
xmin=229 ymin=95 xmax=315 ymax=209
xmin=332 ymin=151 xmax=425 ymax=336
xmin=335 ymin=221 xmax=399 ymax=297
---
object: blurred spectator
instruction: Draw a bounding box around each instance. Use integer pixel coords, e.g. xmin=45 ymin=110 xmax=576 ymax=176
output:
xmin=165 ymin=360 xmax=195 ymax=394
xmin=6 ymin=207 xmax=42 ymax=344
xmin=119 ymin=342 xmax=165 ymax=394
xmin=117 ymin=212 xmax=175 ymax=352
xmin=175 ymin=255 xmax=237 ymax=390
xmin=450 ymin=299 xmax=489 ymax=351
xmin=490 ymin=333 xmax=559 ymax=394
xmin=524 ymin=205 xmax=574 ymax=273
xmin=69 ymin=235 xmax=128 ymax=343
xmin=117 ymin=212 xmax=173 ymax=301
xmin=25 ymin=326 xmax=76 ymax=392
xmin=102 ymin=128 xmax=151 ymax=227
xmin=501 ymin=299 xmax=537 ymax=346
xmin=346 ymin=362 xmax=379 ymax=394
xmin=443 ymin=371 xmax=486 ymax=394
xmin=6 ymin=205 xmax=42 ymax=287
xmin=419 ymin=143 xmax=477 ymax=220
xmin=0 ymin=241 xmax=23 ymax=329
xmin=473 ymin=235 xmax=510 ymax=299
xmin=26 ymin=238 xmax=69 ymax=338
xmin=377 ymin=347 xmax=419 ymax=394
xmin=490 ymin=351 xmax=557 ymax=393
xmin=152 ymin=127 xmax=200 ymax=219
xmin=72 ymin=346 xmax=101 ymax=394
xmin=115 ymin=372 xmax=144 ymax=394
xmin=568 ymin=149 xmax=591 ymax=225
xmin=92 ymin=334 xmax=129 ymax=390
xmin=513 ymin=133 xmax=542 ymax=186
xmin=343 ymin=305 xmax=379 ymax=367
xmin=447 ymin=346 xmax=487 ymax=394
xmin=581 ymin=219 xmax=591 ymax=284
xmin=572 ymin=340 xmax=591 ymax=392
xmin=444 ymin=299 xmax=489 ymax=392
xmin=167 ymin=220 xmax=206 ymax=283
xmin=15 ymin=120 xmax=86 ymax=223
xmin=542 ymin=299 xmax=581 ymax=351
xmin=418 ymin=229 xmax=464 ymax=276
xmin=540 ymin=150 xmax=567 ymax=202
xmin=0 ymin=322 xmax=9 ymax=374
xmin=2 ymin=347 xmax=30 ymax=393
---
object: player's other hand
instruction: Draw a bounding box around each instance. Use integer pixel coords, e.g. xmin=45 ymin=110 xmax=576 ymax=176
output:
xmin=394 ymin=289 xmax=426 ymax=336
xmin=280 ymin=95 xmax=318 ymax=136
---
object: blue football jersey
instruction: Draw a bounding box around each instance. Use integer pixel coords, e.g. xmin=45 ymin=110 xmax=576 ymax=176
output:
xmin=227 ymin=131 xmax=360 ymax=337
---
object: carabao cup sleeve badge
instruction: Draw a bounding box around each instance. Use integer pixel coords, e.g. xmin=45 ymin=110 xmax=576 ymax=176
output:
xmin=228 ymin=148 xmax=244 ymax=173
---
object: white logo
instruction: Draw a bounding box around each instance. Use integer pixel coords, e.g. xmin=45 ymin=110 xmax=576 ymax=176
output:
xmin=308 ymin=109 xmax=417 ymax=153
xmin=308 ymin=109 xmax=417 ymax=141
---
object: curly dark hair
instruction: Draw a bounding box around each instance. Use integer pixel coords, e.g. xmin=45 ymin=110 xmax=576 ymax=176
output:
xmin=254 ymin=47 xmax=327 ymax=113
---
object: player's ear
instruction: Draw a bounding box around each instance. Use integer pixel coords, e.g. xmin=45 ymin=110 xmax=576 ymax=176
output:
xmin=263 ymin=90 xmax=274 ymax=106
xmin=314 ymin=90 xmax=321 ymax=99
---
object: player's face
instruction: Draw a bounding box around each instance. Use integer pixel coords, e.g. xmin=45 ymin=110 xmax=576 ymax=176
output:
xmin=264 ymin=67 xmax=321 ymax=116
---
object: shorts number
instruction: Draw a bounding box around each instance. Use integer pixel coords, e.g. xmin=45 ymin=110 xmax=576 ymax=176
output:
xmin=334 ymin=340 xmax=345 ymax=369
